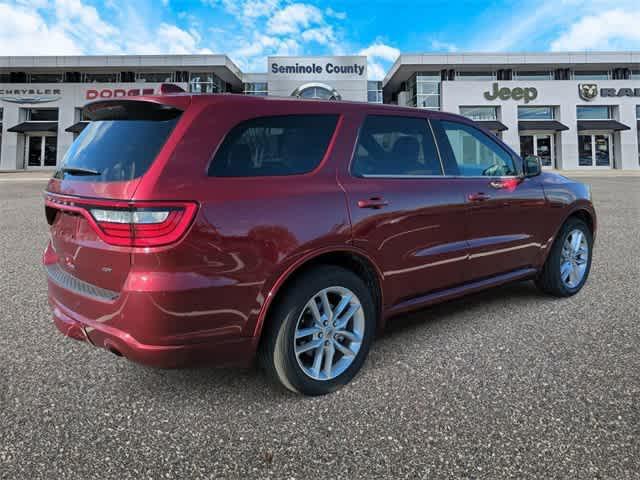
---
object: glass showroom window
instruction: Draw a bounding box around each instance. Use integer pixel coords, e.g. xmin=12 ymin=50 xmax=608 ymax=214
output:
xmin=518 ymin=106 xmax=556 ymax=120
xmin=243 ymin=82 xmax=268 ymax=96
xmin=573 ymin=70 xmax=611 ymax=80
xmin=190 ymin=72 xmax=225 ymax=93
xmin=28 ymin=73 xmax=63 ymax=83
xmin=455 ymin=71 xmax=497 ymax=81
xmin=84 ymin=72 xmax=119 ymax=83
xmin=136 ymin=72 xmax=174 ymax=83
xmin=408 ymin=73 xmax=440 ymax=110
xmin=367 ymin=81 xmax=383 ymax=103
xmin=576 ymin=106 xmax=612 ymax=120
xmin=514 ymin=70 xmax=554 ymax=80
xmin=459 ymin=106 xmax=498 ymax=121
xmin=631 ymin=70 xmax=640 ymax=80
xmin=27 ymin=108 xmax=59 ymax=121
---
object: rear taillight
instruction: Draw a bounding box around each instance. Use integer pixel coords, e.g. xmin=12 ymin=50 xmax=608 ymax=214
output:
xmin=45 ymin=195 xmax=198 ymax=247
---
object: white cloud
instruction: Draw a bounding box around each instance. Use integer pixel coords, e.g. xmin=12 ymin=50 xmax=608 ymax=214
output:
xmin=325 ymin=7 xmax=346 ymax=20
xmin=358 ymin=41 xmax=400 ymax=80
xmin=301 ymin=26 xmax=335 ymax=45
xmin=550 ymin=9 xmax=640 ymax=50
xmin=0 ymin=0 xmax=215 ymax=56
xmin=0 ymin=3 xmax=82 ymax=55
xmin=358 ymin=42 xmax=400 ymax=62
xmin=267 ymin=3 xmax=323 ymax=35
xmin=430 ymin=40 xmax=458 ymax=52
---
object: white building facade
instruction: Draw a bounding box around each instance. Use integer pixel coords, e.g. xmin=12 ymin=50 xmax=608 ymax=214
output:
xmin=384 ymin=52 xmax=640 ymax=170
xmin=1 ymin=52 xmax=639 ymax=171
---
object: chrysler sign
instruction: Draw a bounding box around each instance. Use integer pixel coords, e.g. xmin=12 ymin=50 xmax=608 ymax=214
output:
xmin=0 ymin=88 xmax=62 ymax=104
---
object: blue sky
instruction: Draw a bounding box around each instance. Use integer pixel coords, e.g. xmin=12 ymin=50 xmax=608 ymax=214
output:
xmin=2 ymin=0 xmax=640 ymax=78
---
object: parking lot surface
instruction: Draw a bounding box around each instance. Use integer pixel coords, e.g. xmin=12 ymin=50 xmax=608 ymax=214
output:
xmin=1 ymin=177 xmax=638 ymax=479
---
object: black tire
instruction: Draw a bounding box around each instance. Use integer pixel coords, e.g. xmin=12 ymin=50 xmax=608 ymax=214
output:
xmin=259 ymin=265 xmax=376 ymax=396
xmin=535 ymin=217 xmax=593 ymax=297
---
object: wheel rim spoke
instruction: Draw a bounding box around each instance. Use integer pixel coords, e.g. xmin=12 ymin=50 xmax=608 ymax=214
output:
xmin=322 ymin=343 xmax=335 ymax=378
xmin=296 ymin=339 xmax=323 ymax=356
xmin=320 ymin=291 xmax=332 ymax=321
xmin=335 ymin=330 xmax=361 ymax=343
xmin=333 ymin=339 xmax=356 ymax=357
xmin=295 ymin=327 xmax=321 ymax=339
xmin=335 ymin=303 xmax=361 ymax=330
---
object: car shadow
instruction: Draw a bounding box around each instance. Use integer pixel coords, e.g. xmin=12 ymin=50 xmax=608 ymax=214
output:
xmin=127 ymin=280 xmax=547 ymax=399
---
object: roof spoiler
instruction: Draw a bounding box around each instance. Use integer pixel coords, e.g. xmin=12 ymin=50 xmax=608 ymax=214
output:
xmin=159 ymin=83 xmax=186 ymax=94
xmin=83 ymin=99 xmax=183 ymax=121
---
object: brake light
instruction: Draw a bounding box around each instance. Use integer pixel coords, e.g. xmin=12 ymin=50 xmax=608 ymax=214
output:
xmin=45 ymin=195 xmax=197 ymax=248
xmin=89 ymin=204 xmax=197 ymax=247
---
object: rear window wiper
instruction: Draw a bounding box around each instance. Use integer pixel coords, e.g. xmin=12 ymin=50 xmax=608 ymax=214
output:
xmin=59 ymin=167 xmax=101 ymax=176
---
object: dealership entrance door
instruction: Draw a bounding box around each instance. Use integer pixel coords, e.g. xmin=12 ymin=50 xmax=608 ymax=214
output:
xmin=578 ymin=133 xmax=612 ymax=168
xmin=520 ymin=133 xmax=555 ymax=168
xmin=26 ymin=134 xmax=57 ymax=168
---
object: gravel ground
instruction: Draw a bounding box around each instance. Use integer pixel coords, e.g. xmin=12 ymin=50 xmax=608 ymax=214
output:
xmin=1 ymin=177 xmax=638 ymax=479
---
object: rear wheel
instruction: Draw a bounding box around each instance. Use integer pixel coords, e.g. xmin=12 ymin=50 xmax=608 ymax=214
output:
xmin=260 ymin=266 xmax=376 ymax=396
xmin=536 ymin=217 xmax=593 ymax=297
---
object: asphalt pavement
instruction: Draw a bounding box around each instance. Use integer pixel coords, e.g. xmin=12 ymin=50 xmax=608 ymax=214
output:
xmin=1 ymin=177 xmax=638 ymax=479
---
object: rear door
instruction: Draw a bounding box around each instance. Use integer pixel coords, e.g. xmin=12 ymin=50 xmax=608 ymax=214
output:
xmin=338 ymin=112 xmax=469 ymax=306
xmin=45 ymin=99 xmax=184 ymax=292
xmin=432 ymin=119 xmax=547 ymax=282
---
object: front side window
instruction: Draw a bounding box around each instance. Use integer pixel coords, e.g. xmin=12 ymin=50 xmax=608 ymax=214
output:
xmin=351 ymin=115 xmax=442 ymax=177
xmin=209 ymin=115 xmax=339 ymax=177
xmin=438 ymin=120 xmax=517 ymax=177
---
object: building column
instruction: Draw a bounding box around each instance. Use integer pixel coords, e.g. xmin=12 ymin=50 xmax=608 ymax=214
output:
xmin=0 ymin=104 xmax=19 ymax=170
xmin=618 ymin=104 xmax=639 ymax=170
xmin=557 ymin=103 xmax=579 ymax=170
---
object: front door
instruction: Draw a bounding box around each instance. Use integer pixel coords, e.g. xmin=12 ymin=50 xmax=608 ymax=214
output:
xmin=338 ymin=113 xmax=469 ymax=306
xmin=434 ymin=119 xmax=547 ymax=282
xmin=578 ymin=133 xmax=612 ymax=168
xmin=26 ymin=135 xmax=57 ymax=168
xmin=520 ymin=133 xmax=555 ymax=168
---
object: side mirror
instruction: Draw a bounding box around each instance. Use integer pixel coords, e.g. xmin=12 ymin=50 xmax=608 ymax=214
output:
xmin=523 ymin=155 xmax=542 ymax=178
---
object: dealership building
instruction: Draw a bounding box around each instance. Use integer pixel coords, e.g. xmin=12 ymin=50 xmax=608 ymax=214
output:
xmin=1 ymin=51 xmax=640 ymax=171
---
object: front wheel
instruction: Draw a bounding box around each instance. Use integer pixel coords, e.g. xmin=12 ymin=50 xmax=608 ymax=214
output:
xmin=259 ymin=266 xmax=376 ymax=396
xmin=535 ymin=217 xmax=593 ymax=297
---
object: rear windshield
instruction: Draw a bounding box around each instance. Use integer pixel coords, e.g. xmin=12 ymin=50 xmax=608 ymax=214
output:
xmin=54 ymin=118 xmax=179 ymax=182
xmin=209 ymin=115 xmax=339 ymax=177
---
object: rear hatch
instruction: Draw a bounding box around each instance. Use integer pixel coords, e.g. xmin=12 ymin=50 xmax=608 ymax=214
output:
xmin=45 ymin=98 xmax=192 ymax=292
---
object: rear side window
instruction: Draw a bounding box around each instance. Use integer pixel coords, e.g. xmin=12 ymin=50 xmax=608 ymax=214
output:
xmin=209 ymin=115 xmax=339 ymax=177
xmin=438 ymin=120 xmax=517 ymax=177
xmin=351 ymin=115 xmax=442 ymax=177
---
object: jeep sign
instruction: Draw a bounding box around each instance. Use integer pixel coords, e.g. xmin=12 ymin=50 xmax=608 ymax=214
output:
xmin=484 ymin=83 xmax=538 ymax=103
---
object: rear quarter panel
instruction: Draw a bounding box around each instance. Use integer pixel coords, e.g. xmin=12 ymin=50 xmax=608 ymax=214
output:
xmin=129 ymin=98 xmax=355 ymax=341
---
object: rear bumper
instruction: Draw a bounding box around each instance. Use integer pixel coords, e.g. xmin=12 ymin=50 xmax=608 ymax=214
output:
xmin=44 ymin=238 xmax=260 ymax=369
xmin=50 ymin=294 xmax=259 ymax=368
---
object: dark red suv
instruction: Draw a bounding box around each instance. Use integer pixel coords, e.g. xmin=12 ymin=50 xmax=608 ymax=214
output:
xmin=44 ymin=91 xmax=596 ymax=395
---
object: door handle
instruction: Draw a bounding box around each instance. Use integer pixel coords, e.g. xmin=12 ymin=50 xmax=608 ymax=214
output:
xmin=468 ymin=192 xmax=491 ymax=202
xmin=357 ymin=197 xmax=389 ymax=209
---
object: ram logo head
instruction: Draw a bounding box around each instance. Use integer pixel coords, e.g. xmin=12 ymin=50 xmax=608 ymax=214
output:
xmin=579 ymin=84 xmax=598 ymax=101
